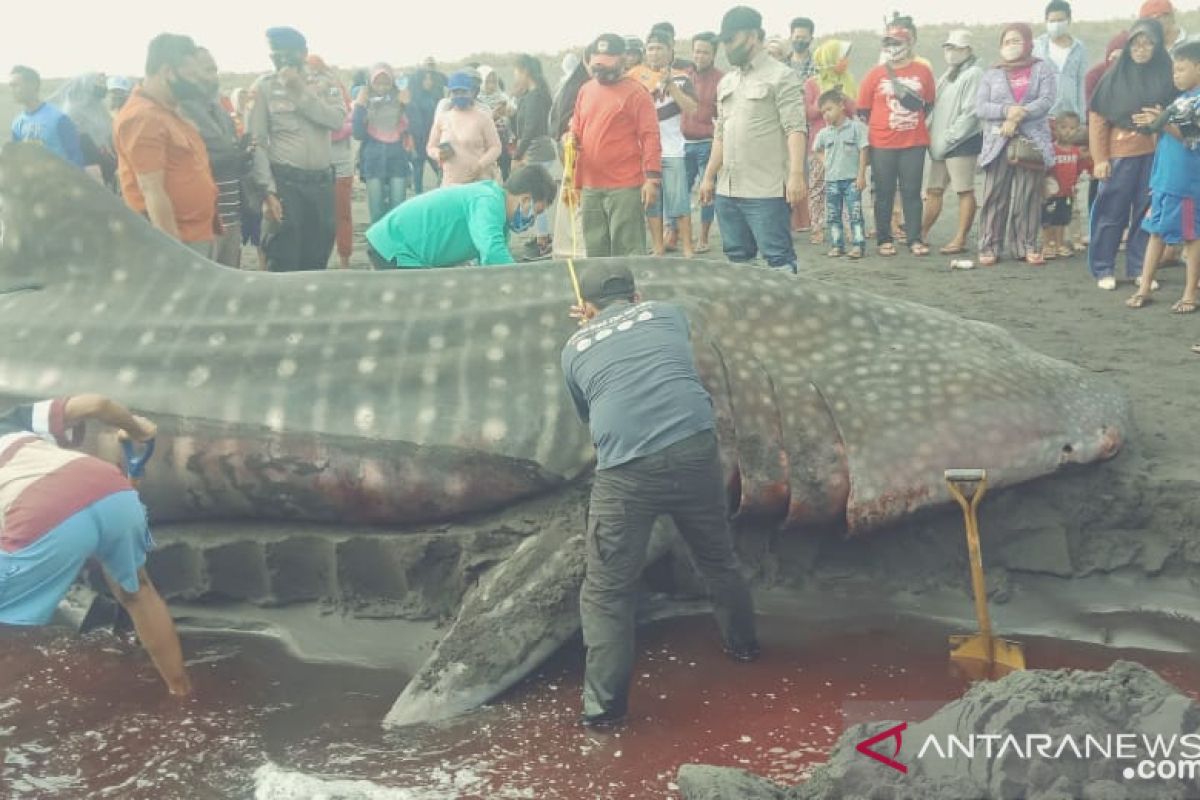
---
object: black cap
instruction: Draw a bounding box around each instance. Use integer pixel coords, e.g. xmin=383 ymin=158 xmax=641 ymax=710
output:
xmin=591 ymin=33 xmax=627 ymax=57
xmin=646 ymin=29 xmax=673 ymax=48
xmin=718 ymin=6 xmax=763 ymax=42
xmin=580 ymin=262 xmax=636 ymax=303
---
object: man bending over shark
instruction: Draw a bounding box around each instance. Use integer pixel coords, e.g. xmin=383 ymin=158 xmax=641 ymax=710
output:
xmin=0 ymin=394 xmax=191 ymax=697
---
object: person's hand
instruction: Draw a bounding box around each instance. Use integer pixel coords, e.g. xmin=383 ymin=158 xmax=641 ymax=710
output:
xmin=117 ymin=415 xmax=157 ymax=443
xmin=279 ymin=66 xmax=304 ymax=95
xmin=1131 ymin=105 xmax=1163 ymax=128
xmin=699 ymin=175 xmax=715 ymax=206
xmin=1006 ymin=104 xmax=1027 ymax=122
xmin=568 ymin=303 xmax=588 ymax=321
xmin=264 ymin=193 xmax=283 ymax=222
xmin=855 ymin=173 xmax=867 ymax=192
xmin=999 ymin=120 xmax=1017 ymax=138
xmin=641 ymin=179 xmax=659 ymax=210
xmin=1093 ymin=160 xmax=1112 ymax=180
xmin=562 ymin=183 xmax=580 ymax=208
xmin=786 ymin=169 xmax=807 ymax=207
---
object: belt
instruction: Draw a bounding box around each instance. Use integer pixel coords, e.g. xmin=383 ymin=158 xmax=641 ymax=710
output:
xmin=270 ymin=163 xmax=334 ymax=184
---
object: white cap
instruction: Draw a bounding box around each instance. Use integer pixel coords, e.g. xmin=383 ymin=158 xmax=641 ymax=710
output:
xmin=943 ymin=30 xmax=973 ymax=49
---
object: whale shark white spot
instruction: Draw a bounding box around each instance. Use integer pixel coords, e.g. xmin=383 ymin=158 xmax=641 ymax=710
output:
xmin=305 ymin=283 xmax=318 ymax=293
xmin=277 ymin=359 xmax=297 ymax=378
xmin=108 ymin=219 xmax=125 ymax=234
xmin=300 ymin=304 xmax=315 ymax=318
xmin=265 ymin=408 xmax=285 ymax=431
xmin=37 ymin=369 xmax=60 ymax=389
xmin=225 ymin=299 xmax=240 ymax=314
xmin=489 ymin=376 xmax=508 ymax=390
xmin=358 ymin=357 xmax=377 ymax=375
xmin=428 ymin=335 xmax=446 ymax=350
xmin=540 ymin=313 xmax=556 ymax=328
xmin=186 ymin=366 xmax=210 ymax=388
xmin=170 ymin=288 xmax=185 ymax=302
xmin=381 ymin=290 xmax=396 ymax=303
xmin=482 ymin=418 xmax=508 ymax=441
xmin=491 ymin=323 xmax=511 ymax=340
xmin=286 ymin=331 xmax=303 ymax=346
xmin=208 ymin=332 xmax=226 ymax=347
xmin=421 ymin=367 xmax=438 ymax=386
xmin=65 ymin=331 xmax=83 ymax=346
xmin=32 ymin=203 xmax=47 ymax=220
xmin=112 ymin=269 xmax=128 ymax=283
xmin=367 ymin=328 xmax=383 ymax=342
xmin=139 ymin=331 xmax=155 ymax=346
xmin=486 ymin=346 xmax=505 ymax=362
xmin=437 ymin=297 xmax=453 ymax=310
xmin=91 ymin=302 xmax=107 ymax=314
xmin=417 ymin=407 xmax=437 ymax=425
xmin=117 ymin=367 xmax=137 ymax=385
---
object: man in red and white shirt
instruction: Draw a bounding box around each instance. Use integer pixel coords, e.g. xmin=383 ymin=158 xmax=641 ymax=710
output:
xmin=0 ymin=395 xmax=191 ymax=697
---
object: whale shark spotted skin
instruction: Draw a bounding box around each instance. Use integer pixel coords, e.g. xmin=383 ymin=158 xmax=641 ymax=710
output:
xmin=0 ymin=143 xmax=1131 ymax=724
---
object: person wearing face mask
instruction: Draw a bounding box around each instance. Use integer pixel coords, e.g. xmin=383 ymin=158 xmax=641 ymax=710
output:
xmin=426 ymin=71 xmax=502 ymax=188
xmin=1032 ymin=0 xmax=1088 ymax=119
xmin=856 ymin=24 xmax=936 ymax=256
xmin=786 ymin=17 xmax=817 ymax=232
xmin=700 ymin=5 xmax=807 ymax=273
xmin=1087 ymin=19 xmax=1179 ymax=289
xmin=363 ymin=164 xmax=556 ymax=268
xmin=180 ymin=47 xmax=247 ymax=267
xmin=113 ymin=33 xmax=218 ymax=256
xmin=804 ymin=40 xmax=858 ymax=246
xmin=975 ymin=23 xmax=1056 ymax=266
xmin=922 ymin=30 xmax=982 ymax=254
xmin=353 ymin=63 xmax=413 ymax=224
xmin=246 ymin=26 xmax=348 ymax=271
xmin=567 ymin=33 xmax=663 ymax=258
xmin=788 ymin=17 xmax=817 ymax=82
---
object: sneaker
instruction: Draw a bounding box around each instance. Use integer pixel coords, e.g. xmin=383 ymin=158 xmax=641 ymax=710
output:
xmin=579 ymin=710 xmax=626 ymax=729
xmin=1135 ymin=276 xmax=1160 ymax=291
xmin=723 ymin=642 xmax=762 ymax=663
xmin=1097 ymin=276 xmax=1117 ymax=291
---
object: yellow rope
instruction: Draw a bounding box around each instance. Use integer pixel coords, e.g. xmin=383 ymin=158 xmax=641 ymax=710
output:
xmin=562 ymin=137 xmax=583 ymax=310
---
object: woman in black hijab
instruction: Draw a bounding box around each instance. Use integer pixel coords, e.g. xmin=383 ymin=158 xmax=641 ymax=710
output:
xmin=1087 ymin=18 xmax=1178 ymax=290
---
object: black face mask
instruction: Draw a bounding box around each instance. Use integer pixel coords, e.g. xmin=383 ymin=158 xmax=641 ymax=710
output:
xmin=271 ymin=51 xmax=304 ymax=71
xmin=793 ymin=39 xmax=811 ymax=53
xmin=591 ymin=66 xmax=622 ymax=84
xmin=169 ymin=76 xmax=206 ymax=102
xmin=727 ymin=43 xmax=753 ymax=67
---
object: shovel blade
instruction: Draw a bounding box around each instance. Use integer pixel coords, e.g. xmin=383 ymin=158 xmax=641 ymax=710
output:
xmin=949 ymin=633 xmax=1026 ymax=679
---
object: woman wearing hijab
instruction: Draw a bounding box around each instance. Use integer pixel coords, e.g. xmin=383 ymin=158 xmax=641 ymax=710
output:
xmin=857 ymin=25 xmax=937 ymax=256
xmin=426 ymin=71 xmax=502 ymax=188
xmin=511 ymin=54 xmax=557 ymax=257
xmin=353 ymin=63 xmax=413 ymax=224
xmin=1087 ymin=19 xmax=1178 ymax=289
xmin=975 ymin=23 xmax=1056 ymax=266
xmin=1082 ymin=32 xmax=1130 ymax=225
xmin=477 ymin=66 xmax=514 ymax=179
xmin=803 ymin=40 xmax=857 ymax=246
xmin=50 ymin=73 xmax=116 ymax=187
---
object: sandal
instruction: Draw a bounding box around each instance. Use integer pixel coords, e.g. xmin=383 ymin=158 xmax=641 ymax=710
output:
xmin=879 ymin=242 xmax=898 ymax=257
xmin=826 ymin=247 xmax=844 ymax=258
xmin=1056 ymin=246 xmax=1073 ymax=258
xmin=1024 ymin=253 xmax=1046 ymax=266
xmin=847 ymin=247 xmax=864 ymax=260
xmin=1125 ymin=293 xmax=1152 ymax=309
xmin=978 ymin=254 xmax=998 ymax=267
xmin=910 ymin=242 xmax=931 ymax=257
xmin=939 ymin=244 xmax=967 ymax=255
xmin=1171 ymin=299 xmax=1198 ymax=314
xmin=696 ymin=242 xmax=710 ymax=254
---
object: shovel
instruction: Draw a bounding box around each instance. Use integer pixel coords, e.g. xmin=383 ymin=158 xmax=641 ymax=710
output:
xmin=944 ymin=468 xmax=1025 ymax=678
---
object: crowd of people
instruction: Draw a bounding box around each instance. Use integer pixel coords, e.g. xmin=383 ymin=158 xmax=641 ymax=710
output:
xmin=6 ymin=3 xmax=1200 ymax=307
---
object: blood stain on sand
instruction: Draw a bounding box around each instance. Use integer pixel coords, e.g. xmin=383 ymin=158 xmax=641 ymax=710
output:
xmin=2 ymin=614 xmax=1199 ymax=799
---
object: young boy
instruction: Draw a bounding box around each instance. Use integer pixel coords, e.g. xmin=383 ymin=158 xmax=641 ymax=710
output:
xmin=1042 ymin=112 xmax=1083 ymax=260
xmin=1126 ymin=41 xmax=1200 ymax=315
xmin=813 ymin=90 xmax=869 ymax=259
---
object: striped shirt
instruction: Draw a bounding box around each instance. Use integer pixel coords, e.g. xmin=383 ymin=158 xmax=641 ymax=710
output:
xmin=0 ymin=398 xmax=131 ymax=553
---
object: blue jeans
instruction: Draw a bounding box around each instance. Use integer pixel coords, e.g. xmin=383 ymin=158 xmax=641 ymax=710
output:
xmin=826 ymin=179 xmax=865 ymax=252
xmin=714 ymin=194 xmax=797 ymax=272
xmin=366 ymin=176 xmax=407 ymax=223
xmin=1088 ymin=154 xmax=1153 ymax=279
xmin=684 ymin=141 xmax=716 ymax=226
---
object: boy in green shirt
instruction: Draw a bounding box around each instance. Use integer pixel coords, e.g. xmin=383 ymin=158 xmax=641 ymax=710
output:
xmin=365 ymin=165 xmax=557 ymax=268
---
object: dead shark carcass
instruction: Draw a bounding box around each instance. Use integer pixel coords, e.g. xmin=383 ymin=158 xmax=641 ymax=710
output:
xmin=0 ymin=143 xmax=1131 ymax=726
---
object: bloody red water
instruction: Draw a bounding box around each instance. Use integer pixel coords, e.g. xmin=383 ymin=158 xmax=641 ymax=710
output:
xmin=2 ymin=614 xmax=1198 ymax=798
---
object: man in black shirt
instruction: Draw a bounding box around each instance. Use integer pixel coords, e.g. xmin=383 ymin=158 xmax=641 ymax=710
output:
xmin=561 ymin=262 xmax=759 ymax=729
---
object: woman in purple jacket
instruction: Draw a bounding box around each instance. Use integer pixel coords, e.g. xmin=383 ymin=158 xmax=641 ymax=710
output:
xmin=976 ymin=23 xmax=1057 ymax=265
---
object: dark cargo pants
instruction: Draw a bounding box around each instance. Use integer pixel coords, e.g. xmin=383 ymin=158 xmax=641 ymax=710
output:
xmin=264 ymin=164 xmax=336 ymax=271
xmin=581 ymin=428 xmax=758 ymax=718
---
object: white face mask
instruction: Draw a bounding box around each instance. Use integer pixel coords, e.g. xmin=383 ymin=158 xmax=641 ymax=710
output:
xmin=944 ymin=48 xmax=968 ymax=66
xmin=1001 ymin=43 xmax=1024 ymax=62
xmin=1046 ymin=20 xmax=1070 ymax=38
xmin=883 ymin=44 xmax=909 ymax=64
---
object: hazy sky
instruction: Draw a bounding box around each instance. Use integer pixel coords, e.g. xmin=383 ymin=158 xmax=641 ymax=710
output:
xmin=4 ymin=0 xmax=1155 ymax=78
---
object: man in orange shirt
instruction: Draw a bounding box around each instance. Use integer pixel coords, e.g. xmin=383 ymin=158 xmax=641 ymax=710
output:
xmin=568 ymin=34 xmax=662 ymax=257
xmin=114 ymin=34 xmax=218 ymax=258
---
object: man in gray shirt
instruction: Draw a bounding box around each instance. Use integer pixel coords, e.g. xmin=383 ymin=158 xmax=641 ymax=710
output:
xmin=561 ymin=261 xmax=759 ymax=729
xmin=247 ymin=27 xmax=347 ymax=271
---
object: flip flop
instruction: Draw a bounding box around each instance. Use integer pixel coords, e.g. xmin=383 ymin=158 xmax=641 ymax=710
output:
xmin=939 ymin=244 xmax=967 ymax=255
xmin=1171 ymin=300 xmax=1197 ymax=314
xmin=1125 ymin=293 xmax=1152 ymax=309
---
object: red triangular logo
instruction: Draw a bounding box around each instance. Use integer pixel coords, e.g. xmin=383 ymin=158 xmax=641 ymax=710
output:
xmin=855 ymin=722 xmax=908 ymax=774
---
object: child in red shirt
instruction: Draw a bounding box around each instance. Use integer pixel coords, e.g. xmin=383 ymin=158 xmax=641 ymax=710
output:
xmin=1043 ymin=112 xmax=1083 ymax=260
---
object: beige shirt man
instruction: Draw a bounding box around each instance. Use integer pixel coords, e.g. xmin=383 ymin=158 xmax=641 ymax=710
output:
xmin=711 ymin=50 xmax=806 ymax=199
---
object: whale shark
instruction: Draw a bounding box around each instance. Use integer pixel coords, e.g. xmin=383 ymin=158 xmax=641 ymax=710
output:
xmin=0 ymin=143 xmax=1131 ymax=725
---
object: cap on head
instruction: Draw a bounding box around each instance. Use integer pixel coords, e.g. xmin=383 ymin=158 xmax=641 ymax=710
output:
xmin=580 ymin=262 xmax=636 ymax=304
xmin=1139 ymin=0 xmax=1174 ymax=17
xmin=592 ymin=33 xmax=627 ymax=57
xmin=883 ymin=26 xmax=914 ymax=44
xmin=718 ymin=5 xmax=764 ymax=43
xmin=646 ymin=29 xmax=673 ymax=48
xmin=624 ymin=36 xmax=644 ymax=53
xmin=943 ymin=29 xmax=972 ymax=49
xmin=447 ymin=71 xmax=476 ymax=91
xmin=266 ymin=26 xmax=307 ymax=51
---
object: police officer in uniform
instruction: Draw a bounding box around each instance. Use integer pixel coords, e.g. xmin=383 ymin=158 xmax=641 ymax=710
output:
xmin=247 ymin=27 xmax=348 ymax=271
xmin=561 ymin=262 xmax=760 ymax=729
